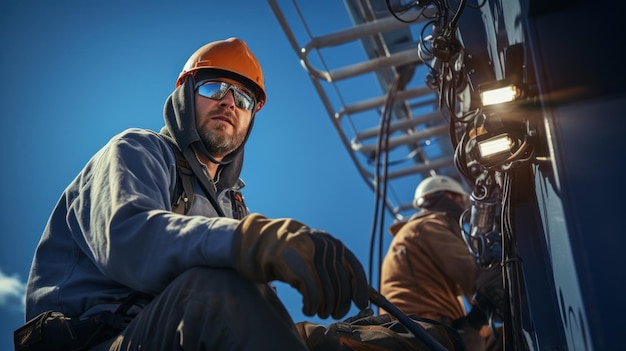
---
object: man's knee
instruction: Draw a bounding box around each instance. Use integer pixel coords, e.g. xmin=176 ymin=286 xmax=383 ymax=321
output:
xmin=162 ymin=267 xmax=284 ymax=328
xmin=99 ymin=267 xmax=304 ymax=351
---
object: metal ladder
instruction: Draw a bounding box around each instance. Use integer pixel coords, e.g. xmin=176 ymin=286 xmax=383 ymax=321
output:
xmin=268 ymin=0 xmax=463 ymax=220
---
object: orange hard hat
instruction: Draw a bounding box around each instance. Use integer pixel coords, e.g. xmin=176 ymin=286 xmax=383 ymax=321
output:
xmin=177 ymin=37 xmax=266 ymax=109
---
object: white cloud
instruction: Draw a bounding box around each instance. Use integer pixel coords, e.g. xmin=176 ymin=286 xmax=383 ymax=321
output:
xmin=0 ymin=268 xmax=26 ymax=313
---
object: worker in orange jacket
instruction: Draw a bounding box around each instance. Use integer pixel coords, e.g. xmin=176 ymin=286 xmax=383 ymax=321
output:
xmin=380 ymin=175 xmax=502 ymax=351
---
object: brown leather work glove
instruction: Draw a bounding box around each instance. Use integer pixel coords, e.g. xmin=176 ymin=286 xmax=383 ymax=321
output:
xmin=234 ymin=213 xmax=369 ymax=319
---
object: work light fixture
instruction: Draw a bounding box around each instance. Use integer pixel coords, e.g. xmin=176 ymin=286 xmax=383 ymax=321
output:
xmin=477 ymin=133 xmax=517 ymax=161
xmin=478 ymin=43 xmax=529 ymax=108
xmin=478 ymin=79 xmax=524 ymax=107
xmin=460 ymin=114 xmax=532 ymax=172
xmin=479 ymin=80 xmax=524 ymax=107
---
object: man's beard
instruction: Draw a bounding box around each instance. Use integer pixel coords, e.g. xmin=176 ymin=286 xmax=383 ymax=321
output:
xmin=197 ymin=124 xmax=247 ymax=158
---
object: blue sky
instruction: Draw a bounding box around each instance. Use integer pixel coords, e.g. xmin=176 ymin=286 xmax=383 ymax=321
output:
xmin=0 ymin=1 xmax=408 ymax=348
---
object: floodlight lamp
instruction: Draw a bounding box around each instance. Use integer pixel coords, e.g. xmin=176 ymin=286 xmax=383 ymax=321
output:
xmin=480 ymin=84 xmax=521 ymax=106
xmin=469 ymin=130 xmax=524 ymax=169
xmin=478 ymin=134 xmax=515 ymax=159
xmin=479 ymin=81 xmax=522 ymax=106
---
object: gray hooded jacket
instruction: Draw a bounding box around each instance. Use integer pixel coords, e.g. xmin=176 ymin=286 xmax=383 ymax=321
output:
xmin=25 ymin=77 xmax=250 ymax=320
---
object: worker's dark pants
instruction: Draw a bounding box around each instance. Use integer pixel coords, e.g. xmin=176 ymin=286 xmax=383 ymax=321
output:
xmin=91 ymin=267 xmax=308 ymax=351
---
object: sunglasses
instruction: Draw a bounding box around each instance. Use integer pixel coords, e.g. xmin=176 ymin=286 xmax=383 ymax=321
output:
xmin=195 ymin=80 xmax=256 ymax=111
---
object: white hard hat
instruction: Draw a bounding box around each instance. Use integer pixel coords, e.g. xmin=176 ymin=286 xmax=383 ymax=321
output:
xmin=413 ymin=175 xmax=468 ymax=208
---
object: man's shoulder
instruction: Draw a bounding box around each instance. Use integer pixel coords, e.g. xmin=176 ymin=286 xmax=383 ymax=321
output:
xmin=105 ymin=128 xmax=174 ymax=160
xmin=112 ymin=128 xmax=162 ymax=142
xmin=109 ymin=128 xmax=171 ymax=149
xmin=410 ymin=210 xmax=457 ymax=228
xmin=409 ymin=209 xmax=442 ymax=222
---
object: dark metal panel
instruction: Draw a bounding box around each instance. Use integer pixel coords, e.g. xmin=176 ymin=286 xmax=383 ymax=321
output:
xmin=524 ymin=0 xmax=626 ymax=349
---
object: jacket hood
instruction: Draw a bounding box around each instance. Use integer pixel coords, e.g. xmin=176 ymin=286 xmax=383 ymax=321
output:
xmin=160 ymin=73 xmax=246 ymax=189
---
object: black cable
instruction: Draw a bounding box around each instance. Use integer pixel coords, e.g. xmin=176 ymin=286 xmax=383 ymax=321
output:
xmin=458 ymin=0 xmax=488 ymax=10
xmin=449 ymin=0 xmax=467 ymax=29
xmin=369 ymin=287 xmax=451 ymax=351
xmin=453 ymin=121 xmax=481 ymax=183
xmin=367 ymin=77 xmax=399 ymax=292
xmin=501 ymin=172 xmax=529 ymax=350
xmin=385 ymin=0 xmax=425 ymax=24
xmin=367 ymin=122 xmax=383 ymax=287
xmin=419 ymin=19 xmax=438 ymax=57
xmin=378 ymin=79 xmax=399 ymax=289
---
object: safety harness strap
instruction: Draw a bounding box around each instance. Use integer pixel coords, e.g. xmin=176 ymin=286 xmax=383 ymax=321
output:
xmin=160 ymin=135 xmax=196 ymax=215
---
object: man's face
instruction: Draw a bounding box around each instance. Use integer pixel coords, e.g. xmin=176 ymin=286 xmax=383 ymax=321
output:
xmin=194 ymin=80 xmax=254 ymax=159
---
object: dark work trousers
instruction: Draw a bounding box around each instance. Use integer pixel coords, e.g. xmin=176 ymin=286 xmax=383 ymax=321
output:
xmin=90 ymin=267 xmax=308 ymax=351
